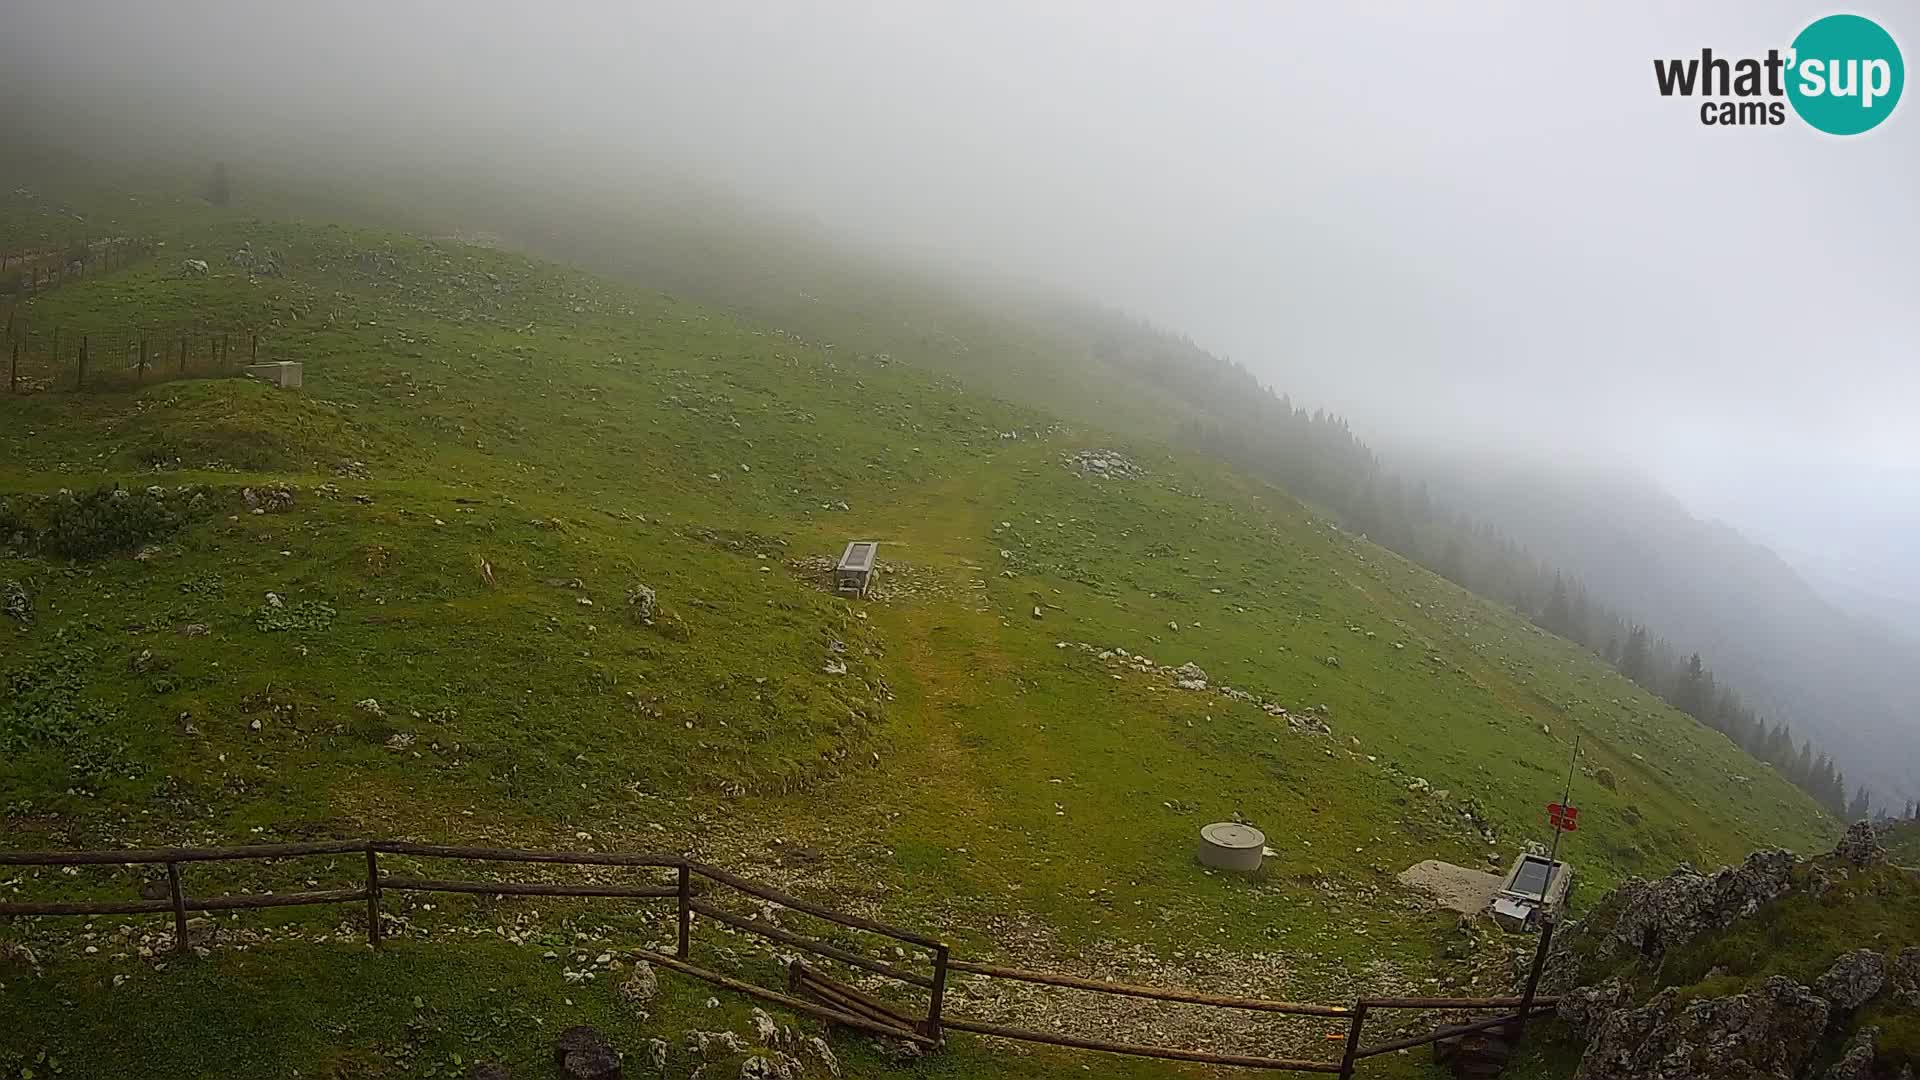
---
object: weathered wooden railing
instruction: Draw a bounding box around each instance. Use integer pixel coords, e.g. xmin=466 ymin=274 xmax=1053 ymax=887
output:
xmin=0 ymin=840 xmax=1557 ymax=1075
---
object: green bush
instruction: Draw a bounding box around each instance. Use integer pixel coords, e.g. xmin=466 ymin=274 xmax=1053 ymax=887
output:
xmin=0 ymin=497 xmax=27 ymax=547
xmin=257 ymin=599 xmax=336 ymax=633
xmin=38 ymin=487 xmax=189 ymax=561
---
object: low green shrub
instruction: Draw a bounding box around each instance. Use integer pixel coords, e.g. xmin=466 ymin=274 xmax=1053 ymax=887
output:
xmin=38 ymin=487 xmax=189 ymax=561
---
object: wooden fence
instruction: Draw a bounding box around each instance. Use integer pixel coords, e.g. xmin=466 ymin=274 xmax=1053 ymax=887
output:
xmin=0 ymin=237 xmax=153 ymax=301
xmin=0 ymin=840 xmax=1558 ymax=1076
xmin=2 ymin=320 xmax=261 ymax=395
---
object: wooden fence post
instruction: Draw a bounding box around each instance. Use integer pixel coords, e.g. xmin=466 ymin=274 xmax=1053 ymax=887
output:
xmin=365 ymin=846 xmax=383 ymax=949
xmin=924 ymin=944 xmax=951 ymax=1042
xmin=8 ymin=339 xmax=16 ymax=394
xmin=676 ymin=863 xmax=692 ymax=960
xmin=1337 ymin=1002 xmax=1369 ymax=1079
xmin=49 ymin=327 xmax=58 ymax=370
xmin=168 ymin=862 xmax=189 ymax=955
xmin=1513 ymin=918 xmax=1554 ymax=1048
xmin=138 ymin=337 xmax=148 ymax=382
xmin=179 ymin=339 xmax=187 ymax=374
xmin=221 ymin=332 xmax=229 ymax=368
xmin=251 ymin=333 xmax=258 ymax=364
xmin=77 ymin=335 xmax=87 ymax=390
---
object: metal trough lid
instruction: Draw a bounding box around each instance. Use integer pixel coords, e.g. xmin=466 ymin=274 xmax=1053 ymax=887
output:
xmin=837 ymin=541 xmax=878 ymax=572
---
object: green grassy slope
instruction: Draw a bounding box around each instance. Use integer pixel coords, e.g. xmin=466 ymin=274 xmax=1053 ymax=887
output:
xmin=0 ymin=190 xmax=1834 ymax=1077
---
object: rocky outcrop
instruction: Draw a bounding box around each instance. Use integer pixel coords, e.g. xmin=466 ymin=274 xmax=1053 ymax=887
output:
xmin=1834 ymin=821 xmax=1887 ymax=868
xmin=1888 ymin=947 xmax=1920 ymax=1008
xmin=1553 ymin=826 xmax=1920 ymax=1080
xmin=1815 ymin=950 xmax=1887 ymax=1012
xmin=1823 ymin=1027 xmax=1878 ymax=1080
xmin=1559 ymin=848 xmax=1796 ymax=972
xmin=1574 ymin=977 xmax=1829 ymax=1080
xmin=554 ymin=1026 xmax=621 ymax=1080
xmin=1558 ymin=976 xmax=1634 ymax=1030
xmin=2 ymin=579 xmax=29 ymax=624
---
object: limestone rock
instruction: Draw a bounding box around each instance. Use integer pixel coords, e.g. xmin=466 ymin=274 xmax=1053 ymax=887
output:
xmin=737 ymin=1056 xmax=798 ymax=1080
xmin=618 ymin=960 xmax=658 ymax=1005
xmin=1574 ymin=976 xmax=1828 ymax=1080
xmin=685 ymin=1031 xmax=745 ymax=1059
xmin=628 ymin=584 xmax=657 ymax=619
xmin=554 ymin=1027 xmax=621 ymax=1080
xmin=241 ymin=484 xmax=295 ymax=514
xmin=1887 ymin=947 xmax=1920 ymax=1007
xmin=1824 ymin=1026 xmax=1878 ymax=1080
xmin=1559 ymin=976 xmax=1634 ymax=1031
xmin=1834 ymin=820 xmax=1886 ymax=868
xmin=1816 ymin=949 xmax=1887 ymax=1012
xmin=1562 ymin=848 xmax=1796 ymax=970
xmin=802 ymin=1037 xmax=840 ymax=1078
xmin=2 ymin=580 xmax=30 ymax=624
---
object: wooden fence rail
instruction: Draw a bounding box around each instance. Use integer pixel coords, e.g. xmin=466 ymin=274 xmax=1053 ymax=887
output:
xmin=0 ymin=839 xmax=1558 ymax=1075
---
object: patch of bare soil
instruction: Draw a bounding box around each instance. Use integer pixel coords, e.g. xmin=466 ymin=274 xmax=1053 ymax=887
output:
xmin=1397 ymin=860 xmax=1503 ymax=915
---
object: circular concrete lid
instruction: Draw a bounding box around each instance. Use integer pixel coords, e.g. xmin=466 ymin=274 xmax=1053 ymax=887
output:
xmin=1199 ymin=822 xmax=1266 ymax=850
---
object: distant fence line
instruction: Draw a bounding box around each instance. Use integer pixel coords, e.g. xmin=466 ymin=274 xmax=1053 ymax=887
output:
xmin=0 ymin=236 xmax=154 ymax=300
xmin=3 ymin=320 xmax=262 ymax=395
xmin=0 ymin=838 xmax=1559 ymax=1076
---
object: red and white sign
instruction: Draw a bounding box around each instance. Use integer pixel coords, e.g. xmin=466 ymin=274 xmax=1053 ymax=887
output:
xmin=1547 ymin=802 xmax=1579 ymax=832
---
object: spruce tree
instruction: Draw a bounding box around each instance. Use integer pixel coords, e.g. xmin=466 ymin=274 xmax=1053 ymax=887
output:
xmin=1847 ymin=786 xmax=1871 ymax=821
xmin=207 ymin=161 xmax=232 ymax=207
xmin=1542 ymin=574 xmax=1572 ymax=636
xmin=1619 ymin=626 xmax=1652 ymax=685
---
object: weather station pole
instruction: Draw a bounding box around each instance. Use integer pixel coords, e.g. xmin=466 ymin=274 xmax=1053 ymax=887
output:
xmin=1547 ymin=735 xmax=1580 ymax=871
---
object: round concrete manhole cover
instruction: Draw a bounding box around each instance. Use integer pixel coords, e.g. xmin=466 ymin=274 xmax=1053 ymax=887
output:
xmin=1200 ymin=822 xmax=1265 ymax=849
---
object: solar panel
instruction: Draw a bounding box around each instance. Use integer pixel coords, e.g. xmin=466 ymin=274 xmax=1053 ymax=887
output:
xmin=1510 ymin=858 xmax=1556 ymax=898
xmin=838 ymin=542 xmax=877 ymax=572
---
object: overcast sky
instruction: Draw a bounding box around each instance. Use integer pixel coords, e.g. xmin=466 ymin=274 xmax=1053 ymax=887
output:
xmin=7 ymin=1 xmax=1917 ymax=499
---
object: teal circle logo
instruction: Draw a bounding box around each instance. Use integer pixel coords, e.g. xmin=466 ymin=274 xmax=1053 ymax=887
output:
xmin=1787 ymin=14 xmax=1903 ymax=134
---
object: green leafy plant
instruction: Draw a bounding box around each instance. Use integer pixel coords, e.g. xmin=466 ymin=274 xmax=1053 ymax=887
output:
xmin=37 ymin=487 xmax=190 ymax=561
xmin=256 ymin=599 xmax=336 ymax=633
